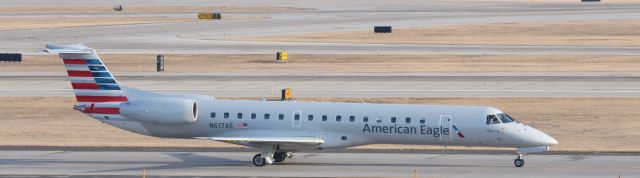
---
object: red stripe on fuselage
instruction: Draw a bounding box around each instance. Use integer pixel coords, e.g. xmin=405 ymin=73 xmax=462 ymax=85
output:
xmin=76 ymin=96 xmax=128 ymax=102
xmin=67 ymin=70 xmax=92 ymax=77
xmin=71 ymin=83 xmax=99 ymax=89
xmin=63 ymin=59 xmax=86 ymax=64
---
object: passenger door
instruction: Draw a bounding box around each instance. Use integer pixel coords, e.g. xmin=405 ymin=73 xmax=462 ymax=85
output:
xmin=292 ymin=111 xmax=302 ymax=127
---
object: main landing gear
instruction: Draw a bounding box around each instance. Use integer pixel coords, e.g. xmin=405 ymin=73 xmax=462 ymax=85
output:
xmin=252 ymin=152 xmax=292 ymax=166
xmin=252 ymin=144 xmax=293 ymax=166
xmin=253 ymin=154 xmax=266 ymax=166
xmin=514 ymin=153 xmax=525 ymax=167
xmin=273 ymin=152 xmax=290 ymax=162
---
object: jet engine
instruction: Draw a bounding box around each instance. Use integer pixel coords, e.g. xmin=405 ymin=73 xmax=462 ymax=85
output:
xmin=119 ymin=97 xmax=198 ymax=124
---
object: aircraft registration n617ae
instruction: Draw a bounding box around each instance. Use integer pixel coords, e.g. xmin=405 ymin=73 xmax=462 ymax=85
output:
xmin=46 ymin=44 xmax=558 ymax=168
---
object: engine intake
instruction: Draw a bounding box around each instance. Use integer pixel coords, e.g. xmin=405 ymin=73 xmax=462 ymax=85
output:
xmin=120 ymin=97 xmax=198 ymax=124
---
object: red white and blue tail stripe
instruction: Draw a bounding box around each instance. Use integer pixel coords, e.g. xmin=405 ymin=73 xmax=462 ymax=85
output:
xmin=46 ymin=44 xmax=125 ymax=114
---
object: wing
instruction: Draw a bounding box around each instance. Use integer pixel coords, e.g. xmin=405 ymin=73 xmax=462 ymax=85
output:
xmin=195 ymin=136 xmax=324 ymax=148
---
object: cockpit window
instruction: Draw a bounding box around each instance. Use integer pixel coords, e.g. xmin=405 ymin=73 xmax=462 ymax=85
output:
xmin=486 ymin=115 xmax=501 ymax=125
xmin=497 ymin=113 xmax=515 ymax=123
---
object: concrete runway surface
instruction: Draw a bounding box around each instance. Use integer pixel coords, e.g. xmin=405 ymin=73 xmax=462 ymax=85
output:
xmin=3 ymin=74 xmax=640 ymax=97
xmin=0 ymin=150 xmax=638 ymax=178
xmin=3 ymin=1 xmax=640 ymax=55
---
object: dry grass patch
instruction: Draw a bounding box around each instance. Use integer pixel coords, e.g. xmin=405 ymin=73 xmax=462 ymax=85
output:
xmin=233 ymin=19 xmax=640 ymax=47
xmin=7 ymin=54 xmax=640 ymax=74
xmin=0 ymin=16 xmax=197 ymax=31
xmin=0 ymin=15 xmax=268 ymax=31
xmin=1 ymin=97 xmax=639 ymax=152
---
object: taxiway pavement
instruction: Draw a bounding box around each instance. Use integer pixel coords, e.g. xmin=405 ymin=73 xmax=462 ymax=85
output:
xmin=0 ymin=150 xmax=637 ymax=178
xmin=2 ymin=74 xmax=640 ymax=97
xmin=2 ymin=1 xmax=640 ymax=55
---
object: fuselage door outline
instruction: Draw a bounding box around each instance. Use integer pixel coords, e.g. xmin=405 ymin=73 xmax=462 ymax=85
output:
xmin=439 ymin=115 xmax=453 ymax=141
xmin=292 ymin=111 xmax=302 ymax=127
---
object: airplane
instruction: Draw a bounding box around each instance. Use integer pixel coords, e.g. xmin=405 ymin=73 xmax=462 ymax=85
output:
xmin=46 ymin=44 xmax=558 ymax=167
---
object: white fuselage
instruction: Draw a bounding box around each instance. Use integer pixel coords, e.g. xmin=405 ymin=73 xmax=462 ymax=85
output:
xmin=91 ymin=97 xmax=557 ymax=151
xmin=47 ymin=44 xmax=557 ymax=167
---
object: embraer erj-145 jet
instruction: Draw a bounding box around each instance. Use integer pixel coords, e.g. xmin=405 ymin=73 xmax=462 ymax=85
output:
xmin=46 ymin=44 xmax=557 ymax=167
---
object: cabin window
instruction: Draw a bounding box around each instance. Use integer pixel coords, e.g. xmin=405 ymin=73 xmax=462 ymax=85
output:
xmin=308 ymin=115 xmax=313 ymax=121
xmin=224 ymin=112 xmax=230 ymax=119
xmin=349 ymin=116 xmax=355 ymax=122
xmin=264 ymin=113 xmax=270 ymax=120
xmin=210 ymin=112 xmax=216 ymax=118
xmin=420 ymin=117 xmax=426 ymax=124
xmin=486 ymin=115 xmax=500 ymax=125
xmin=279 ymin=114 xmax=285 ymax=120
xmin=376 ymin=116 xmax=382 ymax=123
xmin=405 ymin=117 xmax=411 ymax=123
xmin=294 ymin=114 xmax=300 ymax=120
xmin=363 ymin=116 xmax=369 ymax=122
xmin=251 ymin=113 xmax=256 ymax=119
xmin=322 ymin=115 xmax=328 ymax=121
xmin=336 ymin=115 xmax=342 ymax=122
xmin=237 ymin=113 xmax=243 ymax=119
xmin=391 ymin=117 xmax=396 ymax=123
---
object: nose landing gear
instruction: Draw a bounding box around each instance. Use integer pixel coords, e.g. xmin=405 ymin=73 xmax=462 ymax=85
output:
xmin=514 ymin=153 xmax=525 ymax=167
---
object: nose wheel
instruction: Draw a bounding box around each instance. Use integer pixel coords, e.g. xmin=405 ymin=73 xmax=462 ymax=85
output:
xmin=514 ymin=153 xmax=525 ymax=167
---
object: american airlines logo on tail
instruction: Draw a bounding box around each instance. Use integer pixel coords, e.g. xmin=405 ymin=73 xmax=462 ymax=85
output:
xmin=452 ymin=125 xmax=465 ymax=138
xmin=47 ymin=44 xmax=126 ymax=115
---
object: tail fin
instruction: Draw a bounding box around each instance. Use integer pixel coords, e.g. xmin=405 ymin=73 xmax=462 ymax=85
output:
xmin=46 ymin=44 xmax=127 ymax=113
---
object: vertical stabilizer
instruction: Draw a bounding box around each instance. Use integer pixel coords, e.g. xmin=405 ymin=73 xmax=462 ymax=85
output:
xmin=46 ymin=44 xmax=126 ymax=114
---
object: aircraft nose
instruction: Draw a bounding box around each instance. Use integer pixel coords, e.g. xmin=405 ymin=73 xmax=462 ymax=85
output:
xmin=516 ymin=124 xmax=558 ymax=147
xmin=541 ymin=134 xmax=558 ymax=145
xmin=531 ymin=128 xmax=558 ymax=146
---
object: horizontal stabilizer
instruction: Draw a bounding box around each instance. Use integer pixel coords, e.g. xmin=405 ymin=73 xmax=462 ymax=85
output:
xmin=45 ymin=44 xmax=93 ymax=54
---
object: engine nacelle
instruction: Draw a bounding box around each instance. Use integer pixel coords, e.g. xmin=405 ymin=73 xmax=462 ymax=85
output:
xmin=119 ymin=97 xmax=198 ymax=124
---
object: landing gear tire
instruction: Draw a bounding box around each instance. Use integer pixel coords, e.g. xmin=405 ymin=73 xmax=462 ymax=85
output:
xmin=514 ymin=158 xmax=525 ymax=167
xmin=253 ymin=154 xmax=266 ymax=167
xmin=274 ymin=152 xmax=287 ymax=163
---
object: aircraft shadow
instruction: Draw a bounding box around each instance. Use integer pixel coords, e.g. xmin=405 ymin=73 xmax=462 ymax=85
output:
xmin=82 ymin=152 xmax=246 ymax=173
xmin=275 ymin=161 xmax=508 ymax=168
